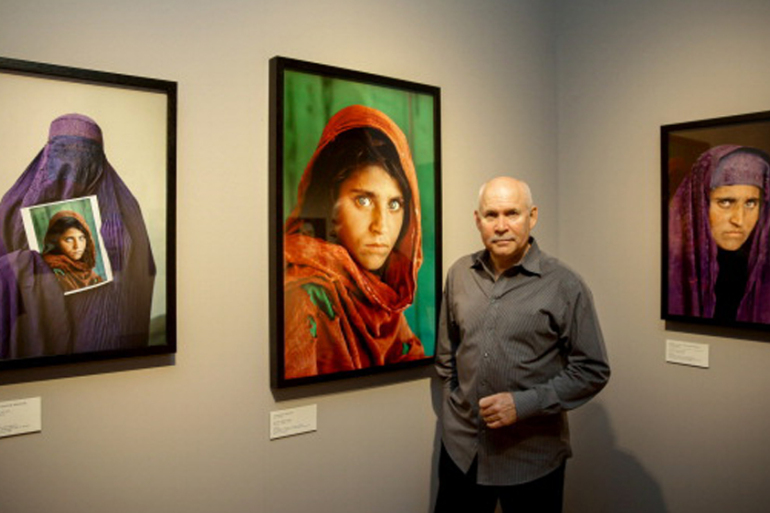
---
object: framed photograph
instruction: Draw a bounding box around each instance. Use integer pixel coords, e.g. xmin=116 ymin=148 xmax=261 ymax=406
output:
xmin=0 ymin=56 xmax=176 ymax=369
xmin=21 ymin=196 xmax=114 ymax=295
xmin=270 ymin=57 xmax=442 ymax=387
xmin=662 ymin=110 xmax=770 ymax=330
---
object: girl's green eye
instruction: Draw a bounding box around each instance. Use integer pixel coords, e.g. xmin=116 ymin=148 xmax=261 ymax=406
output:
xmin=355 ymin=196 xmax=372 ymax=207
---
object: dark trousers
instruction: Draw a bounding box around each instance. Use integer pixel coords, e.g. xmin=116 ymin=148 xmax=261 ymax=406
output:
xmin=434 ymin=445 xmax=565 ymax=513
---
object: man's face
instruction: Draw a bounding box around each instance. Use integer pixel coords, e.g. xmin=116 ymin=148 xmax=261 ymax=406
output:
xmin=474 ymin=179 xmax=537 ymax=271
xmin=708 ymin=184 xmax=762 ymax=251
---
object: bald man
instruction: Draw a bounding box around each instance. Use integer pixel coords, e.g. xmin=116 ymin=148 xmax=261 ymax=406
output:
xmin=434 ymin=177 xmax=610 ymax=513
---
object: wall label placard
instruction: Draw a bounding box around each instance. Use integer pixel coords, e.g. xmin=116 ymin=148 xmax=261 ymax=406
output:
xmin=0 ymin=397 xmax=42 ymax=438
xmin=666 ymin=340 xmax=710 ymax=368
xmin=270 ymin=404 xmax=317 ymax=440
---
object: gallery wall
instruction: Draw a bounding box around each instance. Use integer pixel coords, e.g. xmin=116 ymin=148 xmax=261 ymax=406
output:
xmin=558 ymin=1 xmax=770 ymax=512
xmin=3 ymin=1 xmax=769 ymax=512
xmin=0 ymin=1 xmax=558 ymax=512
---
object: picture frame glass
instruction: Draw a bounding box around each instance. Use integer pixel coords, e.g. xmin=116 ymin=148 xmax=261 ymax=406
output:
xmin=0 ymin=57 xmax=176 ymax=369
xmin=662 ymin=111 xmax=770 ymax=330
xmin=271 ymin=57 xmax=441 ymax=387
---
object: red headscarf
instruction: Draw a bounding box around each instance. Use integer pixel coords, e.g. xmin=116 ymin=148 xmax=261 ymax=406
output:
xmin=283 ymin=105 xmax=425 ymax=378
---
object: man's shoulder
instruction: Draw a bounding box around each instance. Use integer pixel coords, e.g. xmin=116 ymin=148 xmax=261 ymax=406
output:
xmin=538 ymin=250 xmax=592 ymax=295
xmin=447 ymin=251 xmax=483 ymax=275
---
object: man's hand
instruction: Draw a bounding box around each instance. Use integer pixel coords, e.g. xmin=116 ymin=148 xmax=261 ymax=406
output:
xmin=479 ymin=392 xmax=517 ymax=429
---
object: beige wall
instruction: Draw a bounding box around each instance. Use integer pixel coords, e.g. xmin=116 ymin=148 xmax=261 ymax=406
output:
xmin=4 ymin=1 xmax=770 ymax=512
xmin=0 ymin=1 xmax=557 ymax=512
xmin=559 ymin=1 xmax=770 ymax=512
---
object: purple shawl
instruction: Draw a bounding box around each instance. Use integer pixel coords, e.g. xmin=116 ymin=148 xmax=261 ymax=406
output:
xmin=668 ymin=144 xmax=770 ymax=322
xmin=0 ymin=114 xmax=156 ymax=359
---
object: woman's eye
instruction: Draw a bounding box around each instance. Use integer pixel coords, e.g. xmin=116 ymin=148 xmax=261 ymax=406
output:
xmin=388 ymin=199 xmax=403 ymax=211
xmin=746 ymin=200 xmax=759 ymax=209
xmin=355 ymin=196 xmax=372 ymax=207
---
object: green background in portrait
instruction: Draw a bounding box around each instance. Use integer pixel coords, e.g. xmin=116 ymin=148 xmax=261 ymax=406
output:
xmin=282 ymin=70 xmax=437 ymax=356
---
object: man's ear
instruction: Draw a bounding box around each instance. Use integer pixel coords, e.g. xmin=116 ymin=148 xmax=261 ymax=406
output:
xmin=529 ymin=206 xmax=539 ymax=230
xmin=474 ymin=210 xmax=481 ymax=230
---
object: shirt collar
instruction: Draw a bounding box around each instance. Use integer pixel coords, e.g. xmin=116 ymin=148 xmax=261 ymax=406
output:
xmin=471 ymin=237 xmax=543 ymax=277
xmin=520 ymin=238 xmax=543 ymax=276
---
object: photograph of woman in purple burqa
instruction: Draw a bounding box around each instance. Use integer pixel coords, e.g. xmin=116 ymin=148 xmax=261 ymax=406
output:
xmin=0 ymin=114 xmax=156 ymax=359
xmin=668 ymin=145 xmax=770 ymax=323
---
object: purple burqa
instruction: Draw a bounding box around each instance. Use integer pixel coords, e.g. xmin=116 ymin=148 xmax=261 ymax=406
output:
xmin=0 ymin=114 xmax=156 ymax=359
xmin=668 ymin=144 xmax=770 ymax=322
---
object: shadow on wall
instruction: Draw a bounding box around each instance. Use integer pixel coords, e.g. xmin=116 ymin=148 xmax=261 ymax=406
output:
xmin=428 ymin=374 xmax=443 ymax=513
xmin=565 ymin=403 xmax=668 ymax=513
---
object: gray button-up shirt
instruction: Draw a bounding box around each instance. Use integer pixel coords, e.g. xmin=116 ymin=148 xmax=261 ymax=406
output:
xmin=436 ymin=239 xmax=610 ymax=486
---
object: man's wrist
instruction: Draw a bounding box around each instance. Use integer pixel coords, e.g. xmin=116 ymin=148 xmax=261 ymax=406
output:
xmin=512 ymin=389 xmax=539 ymax=421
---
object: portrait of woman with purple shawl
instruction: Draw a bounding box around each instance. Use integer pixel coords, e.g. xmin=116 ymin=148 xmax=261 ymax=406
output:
xmin=668 ymin=144 xmax=770 ymax=324
xmin=0 ymin=113 xmax=156 ymax=359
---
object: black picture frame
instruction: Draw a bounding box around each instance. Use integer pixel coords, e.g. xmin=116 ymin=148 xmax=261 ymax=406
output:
xmin=0 ymin=56 xmax=177 ymax=370
xmin=662 ymin=110 xmax=770 ymax=331
xmin=270 ymin=57 xmax=442 ymax=388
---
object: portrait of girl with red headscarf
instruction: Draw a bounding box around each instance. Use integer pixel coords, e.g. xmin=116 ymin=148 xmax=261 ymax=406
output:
xmin=40 ymin=209 xmax=106 ymax=294
xmin=283 ymin=105 xmax=426 ymax=379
